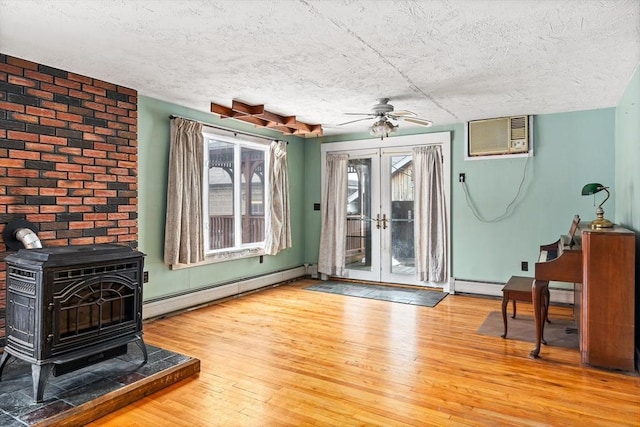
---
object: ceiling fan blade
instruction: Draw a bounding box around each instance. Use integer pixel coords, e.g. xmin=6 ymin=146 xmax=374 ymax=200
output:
xmin=336 ymin=117 xmax=375 ymax=126
xmin=402 ymin=117 xmax=433 ymax=127
xmin=391 ymin=110 xmax=417 ymax=117
xmin=343 ymin=112 xmax=376 ymax=116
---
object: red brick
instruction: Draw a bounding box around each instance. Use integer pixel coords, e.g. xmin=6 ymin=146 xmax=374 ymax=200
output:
xmin=96 ymin=220 xmax=116 ymax=228
xmin=70 ymin=237 xmax=96 ymax=245
xmin=117 ymin=160 xmax=137 ymax=169
xmin=41 ymin=171 xmax=67 ymax=179
xmin=0 ymin=195 xmax=24 ymax=204
xmin=9 ymin=186 xmax=38 ymax=195
xmin=107 ymin=106 xmax=128 ymax=116
xmin=40 ymin=101 xmax=68 ymax=112
xmin=83 ymin=133 xmax=105 ymax=142
xmin=107 ymin=121 xmax=128 ymax=130
xmin=108 ymin=152 xmax=129 ymax=161
xmin=0 ymin=158 xmax=25 ymax=168
xmin=24 ymin=69 xmax=54 ymax=83
xmin=82 ymin=84 xmax=107 ymax=96
xmin=117 ymin=86 xmax=137 ymax=96
xmin=8 ymin=169 xmax=38 ymax=177
xmin=72 ymin=156 xmax=95 ymax=166
xmin=68 ymin=172 xmax=92 ymax=181
xmin=84 ymin=181 xmax=107 ymax=189
xmin=26 ymin=106 xmax=56 ymax=118
xmin=95 ymin=189 xmax=117 ymax=197
xmin=117 ymin=219 xmax=138 ymax=228
xmin=40 ymin=135 xmax=67 ymax=145
xmin=25 ymin=142 xmax=56 ymax=152
xmin=26 ymin=214 xmax=56 ymax=222
xmin=95 ymin=159 xmax=117 ymax=167
xmin=67 ymin=73 xmax=93 ymax=84
xmin=95 ymin=127 xmax=116 ymax=136
xmin=68 ymin=205 xmax=93 ymax=213
xmin=56 ymin=163 xmax=82 ymax=172
xmin=56 ymin=197 xmax=83 ymax=205
xmin=58 ymin=147 xmax=83 ymax=156
xmin=40 ymin=117 xmax=67 ymax=127
xmin=39 ymin=205 xmax=67 ymax=213
xmin=118 ymin=205 xmax=137 ymax=212
xmin=69 ymin=221 xmax=94 ymax=229
xmin=107 ymin=212 xmax=129 ymax=220
xmin=94 ymin=174 xmax=117 ymax=182
xmin=117 ymin=234 xmax=137 ymax=242
xmin=41 ymin=153 xmax=68 ymax=163
xmin=56 ymin=112 xmax=83 ymax=123
xmin=82 ymin=165 xmax=106 ymax=174
xmin=9 ymin=150 xmax=40 ymax=160
xmin=83 ymin=213 xmax=107 ymax=221
xmin=25 ymin=88 xmax=54 ymax=100
xmin=0 ymin=101 xmax=25 ymax=113
xmin=7 ymin=205 xmax=38 ymax=213
xmin=118 ymin=116 xmax=136 ymax=126
xmin=117 ymin=175 xmax=137 ymax=183
xmin=109 ymin=167 xmax=130 ymax=176
xmin=7 ymin=56 xmax=38 ymax=70
xmin=70 ymin=189 xmax=93 ymax=197
xmin=46 ymin=239 xmax=70 ymax=246
xmin=107 ymin=228 xmax=129 ymax=235
xmin=96 ymin=111 xmax=117 ymax=122
xmin=40 ymin=82 xmax=69 ymax=95
xmin=69 ymin=89 xmax=92 ymax=100
xmin=69 ymin=123 xmax=93 ymax=132
xmin=0 ymin=62 xmax=24 ymax=75
xmin=8 ymin=75 xmax=36 ymax=87
xmin=93 ymin=80 xmax=117 ymax=91
xmin=83 ymin=101 xmax=105 ymax=111
xmin=10 ymin=113 xmax=39 ymax=124
xmin=40 ymin=188 xmax=68 ymax=196
xmin=94 ymin=96 xmax=117 ymax=107
xmin=95 ymin=236 xmax=117 ymax=244
xmin=54 ymin=77 xmax=81 ymax=90
xmin=57 ymin=180 xmax=83 ymax=188
xmin=83 ymin=149 xmax=107 ymax=158
xmin=117 ymin=100 xmax=136 ymax=110
xmin=0 ymin=177 xmax=26 ymax=186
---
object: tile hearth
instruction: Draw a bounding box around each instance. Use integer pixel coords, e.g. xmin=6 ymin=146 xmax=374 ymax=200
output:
xmin=0 ymin=343 xmax=199 ymax=426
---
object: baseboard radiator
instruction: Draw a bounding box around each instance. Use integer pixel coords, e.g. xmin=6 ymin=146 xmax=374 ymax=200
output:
xmin=451 ymin=278 xmax=574 ymax=305
xmin=143 ymin=266 xmax=306 ymax=320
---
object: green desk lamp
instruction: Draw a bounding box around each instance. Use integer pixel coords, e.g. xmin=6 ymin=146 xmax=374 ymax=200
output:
xmin=581 ymin=183 xmax=613 ymax=229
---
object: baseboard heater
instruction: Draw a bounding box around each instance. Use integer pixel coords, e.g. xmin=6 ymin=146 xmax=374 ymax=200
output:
xmin=142 ymin=266 xmax=306 ymax=320
xmin=452 ymin=278 xmax=574 ymax=305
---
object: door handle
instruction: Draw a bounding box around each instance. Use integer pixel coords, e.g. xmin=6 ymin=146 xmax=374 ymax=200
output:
xmin=381 ymin=214 xmax=388 ymax=230
xmin=375 ymin=214 xmax=381 ymax=229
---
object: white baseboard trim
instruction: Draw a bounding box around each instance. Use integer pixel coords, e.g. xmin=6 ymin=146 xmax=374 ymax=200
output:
xmin=143 ymin=266 xmax=306 ymax=320
xmin=451 ymin=279 xmax=574 ymax=305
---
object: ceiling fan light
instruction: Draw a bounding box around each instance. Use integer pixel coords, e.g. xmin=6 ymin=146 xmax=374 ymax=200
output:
xmin=369 ymin=119 xmax=398 ymax=138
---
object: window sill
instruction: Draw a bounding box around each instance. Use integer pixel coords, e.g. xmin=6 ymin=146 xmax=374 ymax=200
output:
xmin=170 ymin=247 xmax=265 ymax=270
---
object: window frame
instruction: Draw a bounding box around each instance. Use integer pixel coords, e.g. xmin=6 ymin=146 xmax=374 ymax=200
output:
xmin=202 ymin=127 xmax=270 ymax=263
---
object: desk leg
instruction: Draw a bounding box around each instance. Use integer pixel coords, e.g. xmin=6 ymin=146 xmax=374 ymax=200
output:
xmin=530 ymin=280 xmax=549 ymax=358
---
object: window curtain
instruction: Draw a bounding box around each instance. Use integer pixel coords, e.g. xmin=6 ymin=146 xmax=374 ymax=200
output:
xmin=164 ymin=117 xmax=205 ymax=265
xmin=318 ymin=153 xmax=349 ymax=276
xmin=413 ymin=145 xmax=447 ymax=282
xmin=264 ymin=140 xmax=291 ymax=255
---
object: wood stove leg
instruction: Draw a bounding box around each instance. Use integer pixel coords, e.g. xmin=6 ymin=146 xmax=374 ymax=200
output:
xmin=530 ymin=280 xmax=549 ymax=359
xmin=0 ymin=351 xmax=12 ymax=380
xmin=32 ymin=363 xmax=53 ymax=403
xmin=135 ymin=336 xmax=148 ymax=363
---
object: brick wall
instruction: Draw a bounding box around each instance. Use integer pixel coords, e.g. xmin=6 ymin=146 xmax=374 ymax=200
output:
xmin=0 ymin=54 xmax=139 ymax=343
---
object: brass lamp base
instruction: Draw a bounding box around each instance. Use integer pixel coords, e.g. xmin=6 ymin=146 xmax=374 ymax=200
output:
xmin=590 ymin=211 xmax=614 ymax=229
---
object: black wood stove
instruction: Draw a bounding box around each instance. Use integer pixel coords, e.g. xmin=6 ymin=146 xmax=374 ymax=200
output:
xmin=0 ymin=244 xmax=146 ymax=402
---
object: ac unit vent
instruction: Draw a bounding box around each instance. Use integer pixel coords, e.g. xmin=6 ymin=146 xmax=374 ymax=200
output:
xmin=467 ymin=115 xmax=530 ymax=157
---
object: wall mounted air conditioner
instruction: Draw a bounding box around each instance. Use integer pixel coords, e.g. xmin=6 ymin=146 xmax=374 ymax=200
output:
xmin=465 ymin=115 xmax=532 ymax=159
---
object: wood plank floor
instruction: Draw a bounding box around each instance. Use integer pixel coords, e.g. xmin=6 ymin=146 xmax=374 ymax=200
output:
xmin=87 ymin=279 xmax=640 ymax=426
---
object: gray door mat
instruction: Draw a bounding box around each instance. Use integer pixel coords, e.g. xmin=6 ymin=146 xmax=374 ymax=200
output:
xmin=304 ymin=281 xmax=447 ymax=307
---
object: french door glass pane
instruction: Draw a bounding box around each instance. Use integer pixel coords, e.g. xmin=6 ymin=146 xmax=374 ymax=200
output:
xmin=345 ymin=158 xmax=372 ymax=272
xmin=389 ymin=155 xmax=415 ymax=276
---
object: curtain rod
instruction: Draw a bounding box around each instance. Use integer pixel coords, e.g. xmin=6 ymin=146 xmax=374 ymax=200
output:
xmin=168 ymin=114 xmax=282 ymax=143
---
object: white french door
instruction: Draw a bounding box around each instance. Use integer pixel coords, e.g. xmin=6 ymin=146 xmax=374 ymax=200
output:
xmin=321 ymin=133 xmax=451 ymax=287
xmin=343 ymin=148 xmax=417 ymax=284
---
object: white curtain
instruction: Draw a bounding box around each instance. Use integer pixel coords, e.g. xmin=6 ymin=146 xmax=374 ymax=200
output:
xmin=164 ymin=118 xmax=205 ymax=265
xmin=265 ymin=140 xmax=291 ymax=255
xmin=413 ymin=145 xmax=447 ymax=282
xmin=317 ymin=153 xmax=349 ymax=276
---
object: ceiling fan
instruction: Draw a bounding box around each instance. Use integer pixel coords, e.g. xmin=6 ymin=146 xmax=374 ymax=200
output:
xmin=338 ymin=98 xmax=433 ymax=139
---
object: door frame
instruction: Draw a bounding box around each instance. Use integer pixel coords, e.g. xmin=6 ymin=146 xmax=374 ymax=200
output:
xmin=320 ymin=132 xmax=452 ymax=289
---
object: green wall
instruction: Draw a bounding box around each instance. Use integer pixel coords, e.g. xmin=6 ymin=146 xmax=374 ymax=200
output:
xmin=302 ymin=109 xmax=616 ymax=285
xmin=615 ymin=65 xmax=640 ymax=233
xmin=138 ymin=96 xmax=307 ymax=301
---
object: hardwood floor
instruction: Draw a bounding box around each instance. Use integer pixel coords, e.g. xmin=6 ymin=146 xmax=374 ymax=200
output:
xmin=88 ymin=279 xmax=640 ymax=426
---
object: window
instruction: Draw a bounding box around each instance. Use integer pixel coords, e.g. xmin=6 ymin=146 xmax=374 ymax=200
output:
xmin=203 ymin=129 xmax=269 ymax=258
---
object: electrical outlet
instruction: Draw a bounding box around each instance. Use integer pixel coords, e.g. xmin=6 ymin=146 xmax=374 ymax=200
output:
xmin=521 ymin=261 xmax=528 ymax=271
xmin=459 ymin=173 xmax=465 ymax=183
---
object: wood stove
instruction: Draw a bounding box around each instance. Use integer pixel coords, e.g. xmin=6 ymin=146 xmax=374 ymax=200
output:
xmin=0 ymin=244 xmax=146 ymax=402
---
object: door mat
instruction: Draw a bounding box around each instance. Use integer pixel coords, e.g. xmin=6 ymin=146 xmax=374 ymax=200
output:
xmin=477 ymin=311 xmax=579 ymax=349
xmin=304 ymin=281 xmax=447 ymax=307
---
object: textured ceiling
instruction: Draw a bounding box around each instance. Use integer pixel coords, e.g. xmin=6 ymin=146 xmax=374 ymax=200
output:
xmin=1 ymin=0 xmax=638 ymax=136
